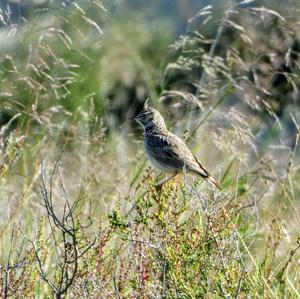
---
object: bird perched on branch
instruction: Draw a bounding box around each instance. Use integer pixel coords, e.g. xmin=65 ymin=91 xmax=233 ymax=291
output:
xmin=135 ymin=100 xmax=220 ymax=189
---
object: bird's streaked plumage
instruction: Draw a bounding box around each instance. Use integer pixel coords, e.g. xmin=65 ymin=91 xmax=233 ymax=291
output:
xmin=135 ymin=100 xmax=220 ymax=189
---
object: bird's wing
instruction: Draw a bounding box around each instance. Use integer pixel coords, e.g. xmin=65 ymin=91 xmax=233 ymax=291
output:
xmin=145 ymin=131 xmax=220 ymax=188
xmin=145 ymin=133 xmax=187 ymax=169
xmin=168 ymin=133 xmax=211 ymax=178
xmin=145 ymin=132 xmax=199 ymax=170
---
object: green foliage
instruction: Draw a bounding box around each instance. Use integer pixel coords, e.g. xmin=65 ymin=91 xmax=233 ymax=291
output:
xmin=108 ymin=209 xmax=129 ymax=230
xmin=1 ymin=0 xmax=300 ymax=298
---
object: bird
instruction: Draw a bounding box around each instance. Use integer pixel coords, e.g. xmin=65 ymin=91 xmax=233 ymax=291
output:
xmin=134 ymin=100 xmax=220 ymax=189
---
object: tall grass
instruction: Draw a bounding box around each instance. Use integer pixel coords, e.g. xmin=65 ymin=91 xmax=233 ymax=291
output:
xmin=0 ymin=0 xmax=300 ymax=298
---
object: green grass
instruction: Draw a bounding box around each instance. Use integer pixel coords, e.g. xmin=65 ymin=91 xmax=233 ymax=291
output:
xmin=1 ymin=1 xmax=300 ymax=298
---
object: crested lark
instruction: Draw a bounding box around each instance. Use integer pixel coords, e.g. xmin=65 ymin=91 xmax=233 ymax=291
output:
xmin=135 ymin=100 xmax=220 ymax=189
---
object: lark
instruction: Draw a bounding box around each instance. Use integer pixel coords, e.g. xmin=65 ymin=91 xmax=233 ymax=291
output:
xmin=135 ymin=100 xmax=220 ymax=189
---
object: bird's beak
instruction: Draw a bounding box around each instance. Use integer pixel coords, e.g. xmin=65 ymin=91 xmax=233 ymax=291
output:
xmin=134 ymin=115 xmax=143 ymax=126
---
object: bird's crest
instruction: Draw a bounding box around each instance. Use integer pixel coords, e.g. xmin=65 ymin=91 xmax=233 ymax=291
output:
xmin=143 ymin=98 xmax=150 ymax=109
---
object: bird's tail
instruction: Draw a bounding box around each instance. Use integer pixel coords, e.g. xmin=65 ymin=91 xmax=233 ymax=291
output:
xmin=192 ymin=154 xmax=221 ymax=190
xmin=206 ymin=175 xmax=221 ymax=190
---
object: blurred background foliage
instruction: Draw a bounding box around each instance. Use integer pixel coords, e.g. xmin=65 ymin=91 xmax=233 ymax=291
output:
xmin=0 ymin=0 xmax=299 ymax=134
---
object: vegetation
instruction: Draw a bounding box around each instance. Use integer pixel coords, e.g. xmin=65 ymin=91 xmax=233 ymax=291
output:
xmin=0 ymin=0 xmax=300 ymax=298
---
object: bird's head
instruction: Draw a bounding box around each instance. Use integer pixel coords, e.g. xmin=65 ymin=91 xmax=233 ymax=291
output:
xmin=134 ymin=99 xmax=166 ymax=130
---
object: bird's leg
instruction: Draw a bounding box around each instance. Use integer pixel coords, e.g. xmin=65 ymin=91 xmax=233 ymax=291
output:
xmin=155 ymin=172 xmax=178 ymax=189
